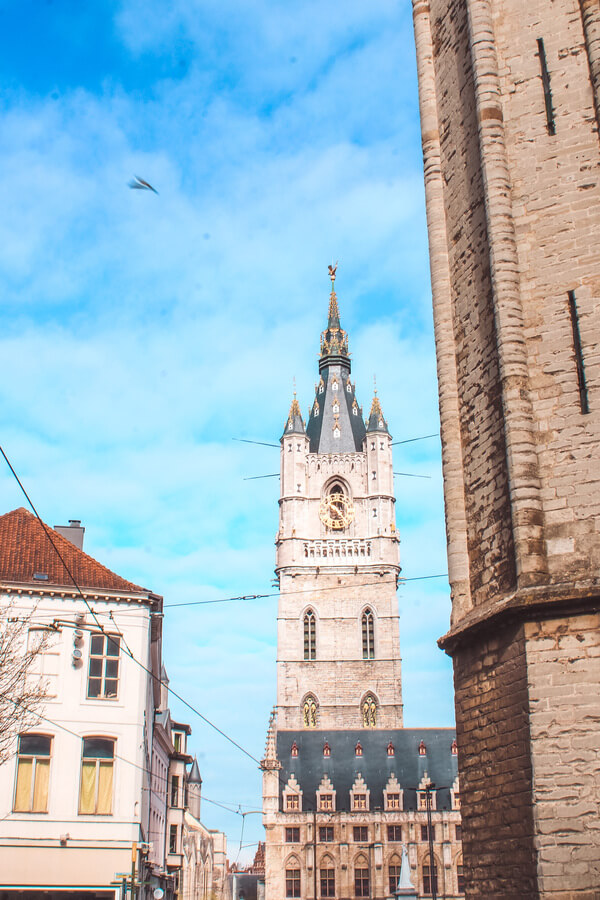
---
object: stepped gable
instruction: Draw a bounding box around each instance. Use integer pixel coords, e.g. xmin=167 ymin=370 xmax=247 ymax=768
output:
xmin=0 ymin=507 xmax=146 ymax=593
xmin=276 ymin=729 xmax=457 ymax=811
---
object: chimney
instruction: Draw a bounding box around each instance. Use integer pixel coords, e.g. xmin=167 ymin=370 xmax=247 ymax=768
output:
xmin=54 ymin=520 xmax=85 ymax=550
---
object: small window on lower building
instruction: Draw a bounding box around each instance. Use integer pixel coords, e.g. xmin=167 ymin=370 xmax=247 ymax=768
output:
xmin=285 ymin=827 xmax=300 ymax=843
xmin=169 ymin=824 xmax=178 ymax=854
xmin=355 ymin=867 xmax=369 ymax=898
xmin=319 ymin=793 xmax=333 ymax=811
xmin=387 ymin=792 xmax=400 ymax=810
xmin=320 ymin=868 xmax=335 ymax=898
xmin=319 ymin=826 xmax=334 ymax=842
xmin=387 ymin=825 xmax=402 ymax=841
xmin=421 ymin=824 xmax=436 ymax=842
xmin=389 ymin=865 xmax=401 ymax=895
xmin=14 ymin=734 xmax=52 ymax=813
xmin=286 ymin=794 xmax=300 ymax=811
xmin=455 ymin=824 xmax=462 ymax=841
xmin=353 ymin=825 xmax=368 ymax=842
xmin=286 ymin=869 xmax=301 ymax=898
xmin=423 ymin=862 xmax=438 ymax=896
xmin=457 ymin=863 xmax=465 ymax=893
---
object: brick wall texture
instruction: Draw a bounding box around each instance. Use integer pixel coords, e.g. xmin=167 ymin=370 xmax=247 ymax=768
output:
xmin=412 ymin=0 xmax=600 ymax=894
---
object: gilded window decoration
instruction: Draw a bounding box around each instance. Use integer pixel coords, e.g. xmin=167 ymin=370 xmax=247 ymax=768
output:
xmin=303 ymin=610 xmax=316 ymax=661
xmin=303 ymin=696 xmax=317 ymax=728
xmin=362 ymin=694 xmax=377 ymax=728
xmin=362 ymin=609 xmax=374 ymax=659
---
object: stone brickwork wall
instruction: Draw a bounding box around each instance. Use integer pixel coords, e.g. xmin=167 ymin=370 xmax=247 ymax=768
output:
xmin=412 ymin=0 xmax=600 ymax=894
xmin=453 ymin=625 xmax=538 ymax=896
xmin=526 ymin=614 xmax=600 ymax=894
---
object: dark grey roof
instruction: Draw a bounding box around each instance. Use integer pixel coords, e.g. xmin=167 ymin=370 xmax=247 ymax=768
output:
xmin=306 ymin=366 xmax=366 ymax=453
xmin=188 ymin=757 xmax=202 ymax=785
xmin=276 ymin=729 xmax=457 ymax=812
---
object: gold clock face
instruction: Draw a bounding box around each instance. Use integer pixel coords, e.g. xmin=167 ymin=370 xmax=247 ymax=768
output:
xmin=319 ymin=493 xmax=355 ymax=530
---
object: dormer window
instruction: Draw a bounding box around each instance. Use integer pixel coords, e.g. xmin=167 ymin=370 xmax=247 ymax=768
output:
xmin=355 ymin=742 xmax=363 ymax=757
xmin=291 ymin=741 xmax=299 ymax=758
xmin=323 ymin=741 xmax=331 ymax=757
xmin=314 ymin=403 xmax=320 ymax=417
xmin=331 ymin=378 xmax=338 ymax=391
xmin=387 ymin=741 xmax=395 ymax=757
xmin=333 ymin=401 xmax=339 ymax=414
xmin=347 ymin=381 xmax=352 ymax=393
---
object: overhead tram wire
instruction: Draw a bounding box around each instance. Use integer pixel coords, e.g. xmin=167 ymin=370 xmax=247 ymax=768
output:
xmin=162 ymin=574 xmax=449 ymax=608
xmin=0 ymin=445 xmax=448 ymax=805
xmin=235 ymin=433 xmax=440 ymax=449
xmin=0 ymin=444 xmax=264 ymax=770
xmin=3 ymin=696 xmax=253 ymax=818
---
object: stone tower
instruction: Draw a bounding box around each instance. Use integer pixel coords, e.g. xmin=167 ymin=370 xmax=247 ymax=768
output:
xmin=261 ymin=276 xmax=463 ymax=900
xmin=276 ymin=271 xmax=402 ymax=732
xmin=412 ymin=0 xmax=600 ymax=896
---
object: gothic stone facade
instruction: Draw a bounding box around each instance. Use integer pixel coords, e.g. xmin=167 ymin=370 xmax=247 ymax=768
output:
xmin=262 ymin=282 xmax=464 ymax=899
xmin=412 ymin=0 xmax=600 ymax=895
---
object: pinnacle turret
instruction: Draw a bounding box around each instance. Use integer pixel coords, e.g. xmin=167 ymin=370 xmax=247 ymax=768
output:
xmin=261 ymin=708 xmax=281 ymax=770
xmin=366 ymin=391 xmax=390 ymax=434
xmin=283 ymin=391 xmax=305 ymax=437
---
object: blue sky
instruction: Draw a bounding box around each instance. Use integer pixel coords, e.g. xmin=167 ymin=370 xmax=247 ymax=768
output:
xmin=0 ymin=0 xmax=454 ymax=861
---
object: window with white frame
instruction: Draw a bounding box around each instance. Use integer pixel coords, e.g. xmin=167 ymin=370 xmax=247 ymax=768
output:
xmin=79 ymin=737 xmax=115 ymax=815
xmin=14 ymin=734 xmax=52 ymax=813
xmin=87 ymin=633 xmax=120 ymax=699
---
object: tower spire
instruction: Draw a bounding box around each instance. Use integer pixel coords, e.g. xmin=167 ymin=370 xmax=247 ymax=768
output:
xmin=320 ymin=264 xmax=349 ymax=369
xmin=283 ymin=387 xmax=305 ymax=436
xmin=367 ymin=386 xmax=390 ymax=434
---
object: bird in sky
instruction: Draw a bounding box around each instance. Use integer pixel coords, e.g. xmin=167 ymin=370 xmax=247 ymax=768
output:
xmin=128 ymin=175 xmax=158 ymax=194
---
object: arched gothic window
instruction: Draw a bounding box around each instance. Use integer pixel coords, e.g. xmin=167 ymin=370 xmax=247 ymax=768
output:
xmin=303 ymin=610 xmax=316 ymax=660
xmin=362 ymin=695 xmax=377 ymax=728
xmin=303 ymin=696 xmax=318 ymax=728
xmin=362 ymin=609 xmax=374 ymax=659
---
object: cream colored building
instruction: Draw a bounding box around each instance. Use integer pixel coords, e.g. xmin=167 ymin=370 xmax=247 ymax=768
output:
xmin=0 ymin=508 xmax=166 ymax=898
xmin=262 ymin=279 xmax=463 ymax=899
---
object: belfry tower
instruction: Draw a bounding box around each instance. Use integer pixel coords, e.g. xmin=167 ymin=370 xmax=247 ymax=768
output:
xmin=262 ymin=273 xmax=462 ymax=900
xmin=275 ymin=269 xmax=403 ymax=732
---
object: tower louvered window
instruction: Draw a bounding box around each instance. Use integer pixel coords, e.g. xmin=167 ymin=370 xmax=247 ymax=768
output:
xmin=304 ymin=610 xmax=316 ymax=660
xmin=362 ymin=609 xmax=374 ymax=659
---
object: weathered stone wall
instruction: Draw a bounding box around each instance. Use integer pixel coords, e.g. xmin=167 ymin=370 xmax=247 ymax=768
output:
xmin=526 ymin=614 xmax=600 ymax=894
xmin=413 ymin=0 xmax=600 ymax=892
xmin=453 ymin=624 xmax=538 ymax=897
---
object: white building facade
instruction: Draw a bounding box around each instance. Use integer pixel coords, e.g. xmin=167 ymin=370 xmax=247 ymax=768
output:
xmin=0 ymin=508 xmax=169 ymax=899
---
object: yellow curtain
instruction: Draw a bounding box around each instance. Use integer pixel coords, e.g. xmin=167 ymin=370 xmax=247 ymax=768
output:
xmin=97 ymin=761 xmax=113 ymax=814
xmin=79 ymin=760 xmax=96 ymax=814
xmin=14 ymin=759 xmax=32 ymax=812
xmin=32 ymin=759 xmax=50 ymax=812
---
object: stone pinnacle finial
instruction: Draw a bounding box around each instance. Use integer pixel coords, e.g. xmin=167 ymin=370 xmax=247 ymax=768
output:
xmin=367 ymin=389 xmax=390 ymax=434
xmin=284 ymin=385 xmax=305 ymax=436
xmin=261 ymin=707 xmax=281 ymax=770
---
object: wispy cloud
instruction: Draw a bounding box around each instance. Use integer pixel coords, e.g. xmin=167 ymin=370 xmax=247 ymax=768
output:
xmin=0 ymin=0 xmax=451 ymax=861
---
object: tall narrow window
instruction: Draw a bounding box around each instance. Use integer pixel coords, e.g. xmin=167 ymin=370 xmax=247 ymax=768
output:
xmin=303 ymin=696 xmax=317 ymax=728
xmin=14 ymin=734 xmax=51 ymax=813
xmin=170 ymin=774 xmax=180 ymax=807
xmin=286 ymin=869 xmax=301 ymax=898
xmin=320 ymin=868 xmax=335 ymax=898
xmin=568 ymin=291 xmax=590 ymax=414
xmin=355 ymin=867 xmax=369 ymax=898
xmin=389 ymin=865 xmax=401 ymax=895
xmin=169 ymin=823 xmax=178 ymax=853
xmin=362 ymin=694 xmax=377 ymax=728
xmin=457 ymin=863 xmax=465 ymax=893
xmin=79 ymin=738 xmax=114 ymax=815
xmin=87 ymin=633 xmax=120 ymax=699
xmin=423 ymin=860 xmax=438 ymax=896
xmin=362 ymin=609 xmax=374 ymax=659
xmin=304 ymin=610 xmax=316 ymax=660
xmin=537 ymin=38 xmax=556 ymax=134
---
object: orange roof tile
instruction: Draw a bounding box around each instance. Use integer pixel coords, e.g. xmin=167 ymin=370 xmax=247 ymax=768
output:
xmin=0 ymin=507 xmax=146 ymax=594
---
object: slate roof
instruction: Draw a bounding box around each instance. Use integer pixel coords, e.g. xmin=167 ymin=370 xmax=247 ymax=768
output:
xmin=0 ymin=507 xmax=146 ymax=593
xmin=277 ymin=729 xmax=458 ymax=812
